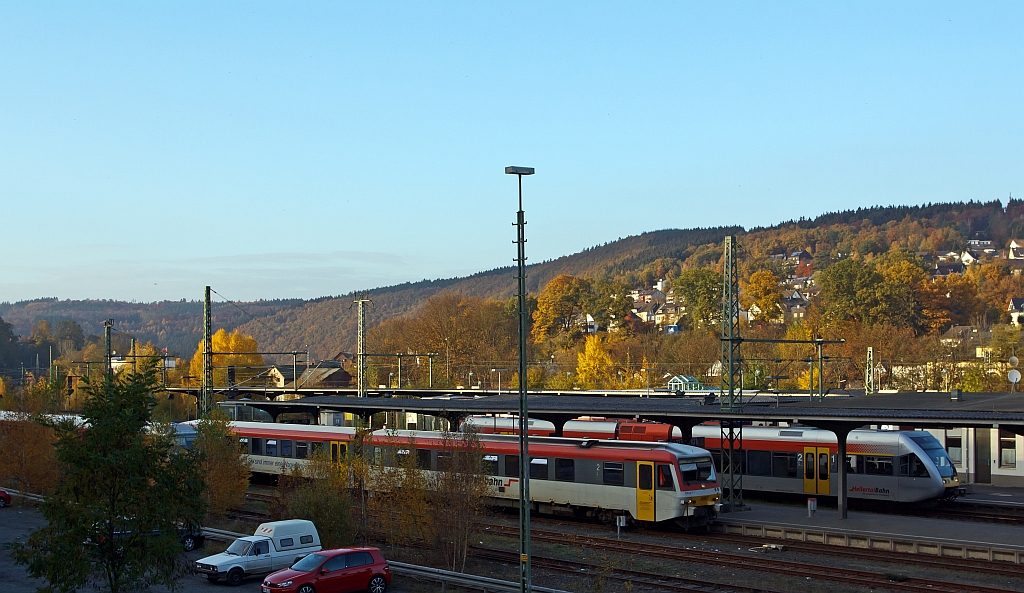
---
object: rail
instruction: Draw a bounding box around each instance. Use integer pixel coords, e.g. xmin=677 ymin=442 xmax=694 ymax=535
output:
xmin=4 ymin=487 xmax=45 ymax=502
xmin=389 ymin=561 xmax=571 ymax=593
xmin=713 ymin=519 xmax=1024 ymax=565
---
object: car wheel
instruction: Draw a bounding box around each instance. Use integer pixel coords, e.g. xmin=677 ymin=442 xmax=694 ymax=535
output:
xmin=0 ymin=498 xmax=7 ymax=508
xmin=226 ymin=568 xmax=244 ymax=586
xmin=368 ymin=575 xmax=387 ymax=593
xmin=182 ymin=535 xmax=198 ymax=551
xmin=298 ymin=585 xmax=316 ymax=593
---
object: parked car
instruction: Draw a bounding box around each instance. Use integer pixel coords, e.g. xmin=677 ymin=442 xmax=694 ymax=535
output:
xmin=196 ymin=520 xmax=321 ymax=586
xmin=262 ymin=547 xmax=390 ymax=593
xmin=0 ymin=489 xmax=11 ymax=507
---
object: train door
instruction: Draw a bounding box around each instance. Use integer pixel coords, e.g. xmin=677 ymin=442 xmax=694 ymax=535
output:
xmin=802 ymin=447 xmax=830 ymax=495
xmin=331 ymin=441 xmax=347 ymax=463
xmin=636 ymin=461 xmax=655 ymax=521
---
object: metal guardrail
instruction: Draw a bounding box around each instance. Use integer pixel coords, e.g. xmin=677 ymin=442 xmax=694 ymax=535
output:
xmin=390 ymin=561 xmax=571 ymax=593
xmin=4 ymin=487 xmax=45 ymax=502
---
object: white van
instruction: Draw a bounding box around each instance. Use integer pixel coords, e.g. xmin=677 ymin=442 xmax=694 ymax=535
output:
xmin=196 ymin=520 xmax=321 ymax=586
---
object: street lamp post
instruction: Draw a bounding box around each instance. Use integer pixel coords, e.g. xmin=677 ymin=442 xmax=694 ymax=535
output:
xmin=506 ymin=165 xmax=535 ymax=593
xmin=491 ymin=368 xmax=508 ymax=395
xmin=468 ymin=371 xmax=474 ymax=389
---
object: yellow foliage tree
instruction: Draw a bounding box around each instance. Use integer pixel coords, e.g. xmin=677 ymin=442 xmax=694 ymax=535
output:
xmin=576 ymin=335 xmax=613 ymax=389
xmin=188 ymin=329 xmax=265 ymax=393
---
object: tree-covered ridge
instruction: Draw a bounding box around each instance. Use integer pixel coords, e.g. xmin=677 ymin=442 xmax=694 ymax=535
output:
xmin=5 ymin=198 xmax=1024 ymax=364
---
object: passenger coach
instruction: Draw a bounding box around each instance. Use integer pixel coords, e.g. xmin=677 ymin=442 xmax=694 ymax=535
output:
xmin=215 ymin=421 xmax=722 ymax=528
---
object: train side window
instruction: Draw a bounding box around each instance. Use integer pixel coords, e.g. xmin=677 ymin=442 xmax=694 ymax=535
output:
xmin=603 ymin=462 xmax=624 ymax=486
xmin=864 ymin=456 xmax=893 ymax=475
xmin=845 ymin=454 xmax=860 ymax=474
xmin=250 ymin=438 xmax=263 ymax=456
xmin=555 ymin=458 xmax=575 ymax=482
xmin=437 ymin=452 xmax=452 ymax=471
xmin=395 ymin=448 xmax=411 ymax=467
xmin=482 ymin=455 xmax=499 ymax=475
xmin=656 ymin=464 xmax=675 ymax=490
xmin=504 ymin=455 xmax=519 ymax=477
xmin=295 ymin=442 xmax=309 ymax=460
xmin=804 ymin=453 xmax=814 ymax=480
xmin=416 ymin=449 xmax=432 ymax=470
xmin=530 ymin=458 xmax=549 ymax=480
xmin=310 ymin=441 xmax=324 ymax=456
xmin=281 ymin=440 xmax=293 ymax=458
xmin=772 ymin=452 xmax=798 ymax=478
xmin=265 ymin=440 xmax=278 ymax=456
xmin=747 ymin=451 xmax=771 ymax=476
xmin=900 ymin=454 xmax=930 ymax=477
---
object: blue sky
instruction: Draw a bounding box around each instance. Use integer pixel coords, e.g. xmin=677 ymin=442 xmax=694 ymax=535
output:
xmin=2 ymin=2 xmax=1021 ymax=302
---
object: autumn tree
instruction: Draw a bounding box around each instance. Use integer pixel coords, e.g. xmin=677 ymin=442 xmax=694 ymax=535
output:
xmin=673 ymin=268 xmax=721 ymax=330
xmin=194 ymin=408 xmax=251 ymax=519
xmin=576 ymin=335 xmax=613 ymax=388
xmin=12 ymin=364 xmax=205 ymax=593
xmin=583 ymin=279 xmax=634 ymax=332
xmin=745 ymin=269 xmax=783 ymax=323
xmin=283 ymin=450 xmax=355 ymax=549
xmin=0 ymin=380 xmax=63 ymax=495
xmin=531 ymin=274 xmax=593 ymax=342
xmin=427 ymin=426 xmax=488 ymax=572
xmin=188 ymin=329 xmax=264 ymax=391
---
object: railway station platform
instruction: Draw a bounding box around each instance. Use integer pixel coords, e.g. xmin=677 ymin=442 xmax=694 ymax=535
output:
xmin=959 ymin=483 xmax=1024 ymax=507
xmin=714 ymin=501 xmax=1024 ymax=563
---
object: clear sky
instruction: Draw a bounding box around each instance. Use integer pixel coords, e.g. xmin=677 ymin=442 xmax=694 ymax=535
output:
xmin=2 ymin=2 xmax=1021 ymax=303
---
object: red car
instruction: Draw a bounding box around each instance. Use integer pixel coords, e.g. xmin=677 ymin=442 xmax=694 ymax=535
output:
xmin=262 ymin=547 xmax=390 ymax=593
xmin=0 ymin=489 xmax=11 ymax=508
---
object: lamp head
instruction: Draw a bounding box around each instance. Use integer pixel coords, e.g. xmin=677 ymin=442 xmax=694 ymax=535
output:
xmin=505 ymin=166 xmax=535 ymax=175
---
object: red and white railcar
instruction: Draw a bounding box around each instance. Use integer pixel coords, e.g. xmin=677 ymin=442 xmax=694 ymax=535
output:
xmin=218 ymin=421 xmax=721 ymax=527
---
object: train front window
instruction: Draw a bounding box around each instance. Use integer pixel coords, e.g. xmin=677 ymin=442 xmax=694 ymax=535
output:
xmin=678 ymin=456 xmax=715 ymax=484
xmin=908 ymin=433 xmax=955 ymax=477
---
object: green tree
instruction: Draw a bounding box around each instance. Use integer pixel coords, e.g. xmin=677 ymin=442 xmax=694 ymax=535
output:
xmin=583 ymin=279 xmax=634 ymax=332
xmin=12 ymin=364 xmax=205 ymax=593
xmin=673 ymin=269 xmax=721 ymax=329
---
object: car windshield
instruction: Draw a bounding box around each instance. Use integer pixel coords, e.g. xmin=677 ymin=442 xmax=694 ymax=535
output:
xmin=291 ymin=553 xmax=326 ymax=572
xmin=226 ymin=539 xmax=253 ymax=556
xmin=679 ymin=456 xmax=715 ymax=484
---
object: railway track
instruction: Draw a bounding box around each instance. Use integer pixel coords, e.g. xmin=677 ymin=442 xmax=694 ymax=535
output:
xmin=691 ymin=530 xmax=1024 ymax=578
xmin=473 ymin=546 xmax=783 ymax=593
xmin=484 ymin=524 xmax=1019 ymax=593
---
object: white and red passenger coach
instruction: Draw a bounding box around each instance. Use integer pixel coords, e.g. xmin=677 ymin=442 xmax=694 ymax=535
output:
xmin=220 ymin=420 xmax=722 ymax=528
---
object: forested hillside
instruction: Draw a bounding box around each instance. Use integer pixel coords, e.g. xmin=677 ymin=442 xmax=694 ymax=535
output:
xmin=3 ymin=198 xmax=1023 ymax=366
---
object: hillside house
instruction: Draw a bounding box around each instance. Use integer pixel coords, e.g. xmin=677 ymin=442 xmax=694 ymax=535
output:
xmin=933 ymin=262 xmax=967 ymax=278
xmin=781 ymin=289 xmax=811 ymax=323
xmin=630 ymin=289 xmax=666 ymax=305
xmin=1009 ymin=299 xmax=1024 ymax=327
xmin=269 ymin=362 xmax=353 ymax=389
xmin=788 ymin=250 xmax=813 ymax=278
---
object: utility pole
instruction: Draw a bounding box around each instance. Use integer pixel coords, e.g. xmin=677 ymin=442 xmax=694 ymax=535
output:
xmin=202 ymin=286 xmax=213 ymax=417
xmin=506 ymin=165 xmax=535 ymax=593
xmin=103 ymin=319 xmax=114 ymax=376
xmin=353 ymin=295 xmax=371 ymax=398
xmin=720 ymin=236 xmax=744 ymax=510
